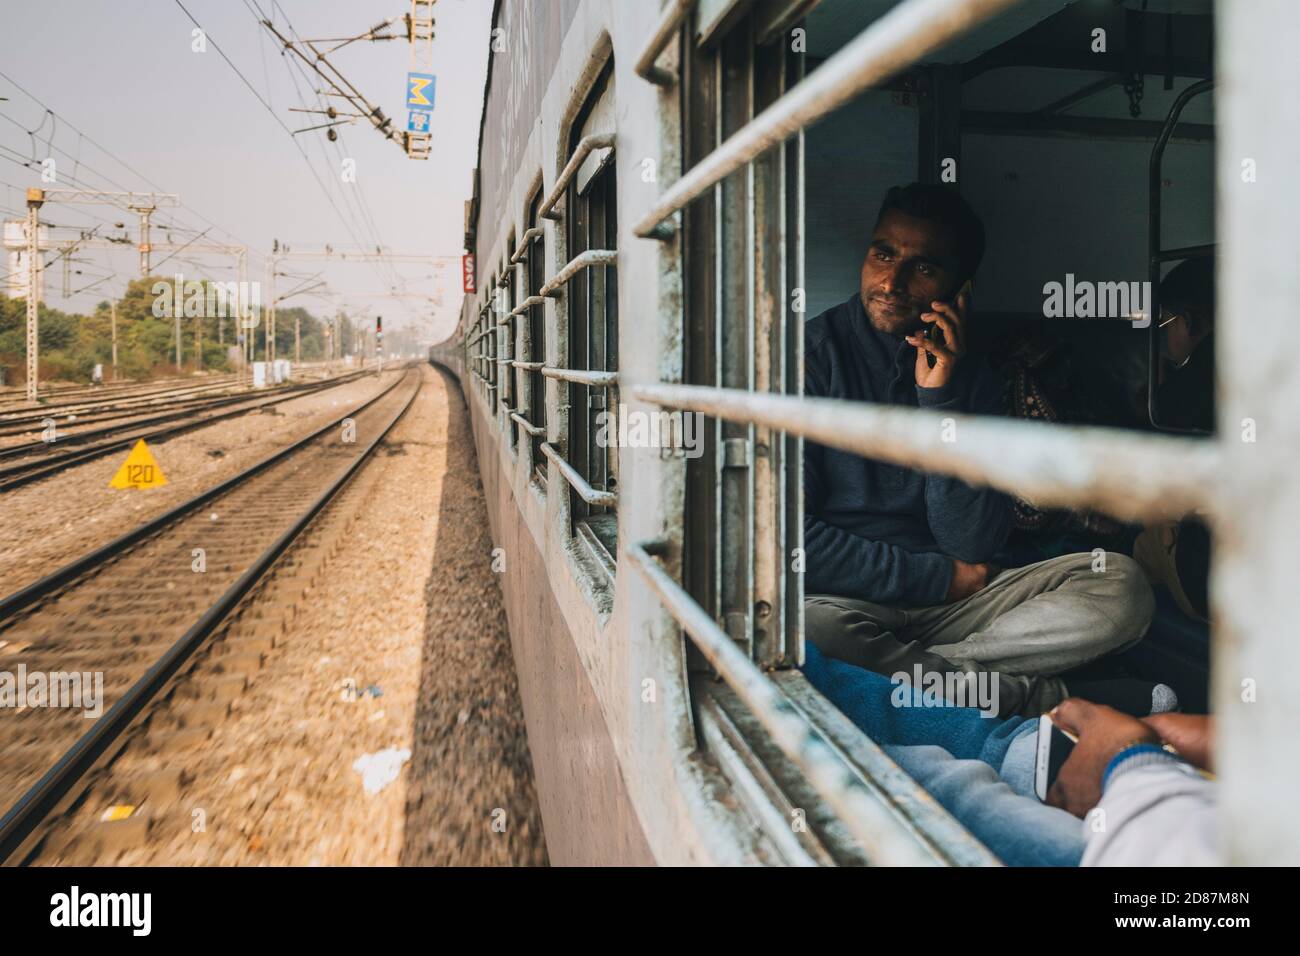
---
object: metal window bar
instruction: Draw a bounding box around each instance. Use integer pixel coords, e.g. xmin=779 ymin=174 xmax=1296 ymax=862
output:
xmin=633 ymin=383 xmax=1218 ymax=523
xmin=506 ymin=250 xmax=618 ymax=318
xmin=509 ymin=295 xmax=548 ymax=318
xmin=541 ymin=441 xmax=617 ymax=507
xmin=542 ymin=367 xmax=619 ymax=388
xmin=510 ymin=225 xmax=545 ymax=263
xmin=539 ymin=131 xmax=616 ymax=220
xmin=1148 ymin=77 xmax=1215 ymax=435
xmin=524 ymin=202 xmax=549 ymax=482
xmin=544 ymin=248 xmax=617 ymax=295
xmin=635 ymin=0 xmax=694 ymax=86
xmin=632 ymin=0 xmax=1022 ymax=238
xmin=511 ymin=412 xmax=545 ymax=438
xmin=629 ymin=540 xmax=957 ymax=866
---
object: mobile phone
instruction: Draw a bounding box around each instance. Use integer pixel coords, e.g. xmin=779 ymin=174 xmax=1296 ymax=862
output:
xmin=922 ymin=279 xmax=973 ymax=368
xmin=1034 ymin=713 xmax=1077 ymax=801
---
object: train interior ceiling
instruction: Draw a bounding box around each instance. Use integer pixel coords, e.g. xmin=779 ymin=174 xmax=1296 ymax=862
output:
xmin=791 ymin=0 xmax=1215 ymax=708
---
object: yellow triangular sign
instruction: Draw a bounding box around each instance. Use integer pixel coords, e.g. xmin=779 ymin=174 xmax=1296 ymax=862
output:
xmin=109 ymin=439 xmax=168 ymax=489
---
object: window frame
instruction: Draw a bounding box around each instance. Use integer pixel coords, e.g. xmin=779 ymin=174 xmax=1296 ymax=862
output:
xmin=563 ymin=61 xmax=619 ymax=571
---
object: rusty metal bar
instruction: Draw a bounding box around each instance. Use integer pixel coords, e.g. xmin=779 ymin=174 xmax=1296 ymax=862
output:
xmin=635 ymin=0 xmax=694 ymax=86
xmin=540 ymin=131 xmax=616 ymax=221
xmin=541 ymin=249 xmax=618 ymax=295
xmin=541 ymin=442 xmax=617 ymax=507
xmin=509 ymin=294 xmax=548 ymax=318
xmin=632 ymin=0 xmax=1023 ymax=237
xmin=501 ymin=252 xmax=615 ymax=318
xmin=511 ymin=412 xmax=545 ymax=438
xmin=543 ymin=367 xmax=619 ymax=388
xmin=629 ymin=541 xmax=946 ymax=866
xmin=510 ymin=225 xmax=545 ymax=262
xmin=632 ymin=383 xmax=1220 ymax=523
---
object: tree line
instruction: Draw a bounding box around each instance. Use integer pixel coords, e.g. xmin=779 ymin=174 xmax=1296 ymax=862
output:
xmin=0 ymin=276 xmax=373 ymax=384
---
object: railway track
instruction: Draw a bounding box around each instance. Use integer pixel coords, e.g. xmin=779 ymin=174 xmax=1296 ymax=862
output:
xmin=0 ymin=366 xmax=421 ymax=863
xmin=0 ymin=374 xmax=240 ymax=415
xmin=0 ymin=369 xmax=372 ymax=493
xmin=0 ymin=363 xmax=335 ymax=419
xmin=0 ymin=379 xmax=249 ymax=437
xmin=0 ymin=366 xmax=349 ymax=436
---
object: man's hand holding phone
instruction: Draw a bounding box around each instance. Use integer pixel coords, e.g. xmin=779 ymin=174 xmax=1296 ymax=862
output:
xmin=1044 ymin=698 xmax=1160 ymax=817
xmin=907 ymin=283 xmax=971 ymax=389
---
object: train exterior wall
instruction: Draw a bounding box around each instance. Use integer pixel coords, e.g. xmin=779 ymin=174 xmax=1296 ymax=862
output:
xmin=438 ymin=0 xmax=769 ymax=865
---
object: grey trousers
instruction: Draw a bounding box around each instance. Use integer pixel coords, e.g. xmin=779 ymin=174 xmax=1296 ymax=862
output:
xmin=806 ymin=551 xmax=1156 ymax=717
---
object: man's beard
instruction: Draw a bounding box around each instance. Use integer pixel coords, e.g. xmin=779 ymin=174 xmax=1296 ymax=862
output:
xmin=862 ymin=291 xmax=925 ymax=336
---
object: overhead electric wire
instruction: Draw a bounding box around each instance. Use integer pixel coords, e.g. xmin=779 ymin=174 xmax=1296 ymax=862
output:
xmin=0 ymin=65 xmax=262 ymax=267
xmin=257 ymin=0 xmax=403 ymax=292
xmin=172 ymin=0 xmax=390 ymax=289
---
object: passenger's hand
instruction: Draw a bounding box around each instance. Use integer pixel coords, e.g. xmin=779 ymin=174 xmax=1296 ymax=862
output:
xmin=907 ymin=290 xmax=969 ymax=388
xmin=1142 ymin=713 xmax=1214 ymax=772
xmin=1046 ymin=698 xmax=1160 ymax=818
xmin=945 ymin=558 xmax=993 ymax=602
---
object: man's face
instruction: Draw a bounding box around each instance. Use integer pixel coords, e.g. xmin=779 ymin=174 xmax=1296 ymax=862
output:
xmin=859 ymin=208 xmax=964 ymax=336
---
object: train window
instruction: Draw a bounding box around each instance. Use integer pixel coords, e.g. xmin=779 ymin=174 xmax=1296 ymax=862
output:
xmin=523 ymin=186 xmax=548 ymax=486
xmin=502 ymin=235 xmax=518 ymax=450
xmin=617 ymin=0 xmax=1250 ymax=864
xmin=559 ymin=63 xmax=618 ymax=574
xmin=680 ymin=9 xmax=803 ymax=670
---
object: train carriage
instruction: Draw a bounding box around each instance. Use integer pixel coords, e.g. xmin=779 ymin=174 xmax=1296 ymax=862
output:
xmin=432 ymin=0 xmax=1299 ymax=865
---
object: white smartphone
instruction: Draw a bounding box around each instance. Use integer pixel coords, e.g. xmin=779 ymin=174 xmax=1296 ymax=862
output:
xmin=1033 ymin=713 xmax=1077 ymax=802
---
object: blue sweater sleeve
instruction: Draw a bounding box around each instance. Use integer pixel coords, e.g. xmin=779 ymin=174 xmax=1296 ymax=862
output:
xmin=915 ymin=362 xmax=1013 ymax=563
xmin=804 ymin=345 xmax=954 ymax=605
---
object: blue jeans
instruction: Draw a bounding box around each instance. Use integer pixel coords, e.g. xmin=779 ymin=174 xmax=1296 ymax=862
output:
xmin=802 ymin=642 xmax=1084 ymax=866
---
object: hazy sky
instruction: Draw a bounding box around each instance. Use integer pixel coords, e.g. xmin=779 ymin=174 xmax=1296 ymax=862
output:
xmin=0 ymin=0 xmax=493 ymax=341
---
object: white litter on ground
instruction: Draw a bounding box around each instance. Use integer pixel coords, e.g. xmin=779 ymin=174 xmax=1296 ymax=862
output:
xmin=352 ymin=747 xmax=411 ymax=795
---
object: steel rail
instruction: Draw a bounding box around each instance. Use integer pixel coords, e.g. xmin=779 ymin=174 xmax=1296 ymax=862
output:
xmin=0 ymin=368 xmax=422 ymax=863
xmin=0 ymin=370 xmax=372 ymax=494
xmin=0 ymin=377 xmax=245 ymax=427
xmin=0 ymin=375 xmax=244 ymax=420
xmin=0 ymin=368 xmax=413 ymax=623
xmin=0 ymin=371 xmax=366 ymax=455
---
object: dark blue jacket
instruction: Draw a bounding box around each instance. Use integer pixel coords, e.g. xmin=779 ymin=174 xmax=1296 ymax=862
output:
xmin=804 ymin=294 xmax=1012 ymax=606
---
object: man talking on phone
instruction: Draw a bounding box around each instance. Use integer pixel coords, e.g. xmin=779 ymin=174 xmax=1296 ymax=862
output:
xmin=804 ymin=183 xmax=1166 ymax=719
